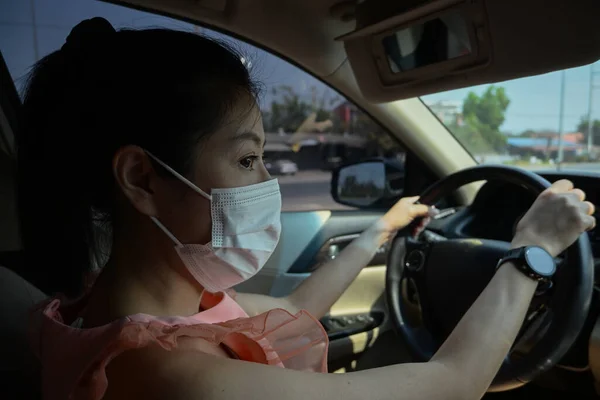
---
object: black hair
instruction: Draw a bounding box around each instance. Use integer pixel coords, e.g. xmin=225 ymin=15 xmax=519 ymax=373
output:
xmin=17 ymin=17 xmax=261 ymax=298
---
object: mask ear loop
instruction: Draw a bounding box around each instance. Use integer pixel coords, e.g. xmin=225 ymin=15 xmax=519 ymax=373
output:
xmin=151 ymin=216 xmax=184 ymax=248
xmin=145 ymin=150 xmax=212 ymax=201
xmin=145 ymin=151 xmax=212 ymax=251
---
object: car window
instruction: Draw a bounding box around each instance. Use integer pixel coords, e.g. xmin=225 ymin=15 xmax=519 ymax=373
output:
xmin=421 ymin=64 xmax=600 ymax=174
xmin=1 ymin=0 xmax=405 ymax=212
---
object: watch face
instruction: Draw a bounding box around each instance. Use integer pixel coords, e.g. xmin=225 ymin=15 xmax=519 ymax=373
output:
xmin=525 ymin=247 xmax=556 ymax=276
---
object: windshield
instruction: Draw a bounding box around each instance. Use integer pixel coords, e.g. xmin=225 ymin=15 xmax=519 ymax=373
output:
xmin=421 ymin=64 xmax=600 ymax=173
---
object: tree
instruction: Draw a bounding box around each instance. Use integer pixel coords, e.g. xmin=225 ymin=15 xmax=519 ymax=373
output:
xmin=266 ymin=85 xmax=312 ymax=132
xmin=460 ymin=86 xmax=510 ymax=152
xmin=576 ymin=117 xmax=600 ymax=147
xmin=463 ymin=86 xmax=510 ymax=131
xmin=264 ymin=85 xmax=338 ymax=132
xmin=448 ymin=115 xmax=494 ymax=154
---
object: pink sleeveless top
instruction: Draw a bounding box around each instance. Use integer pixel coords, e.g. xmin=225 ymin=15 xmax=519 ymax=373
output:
xmin=28 ymin=291 xmax=329 ymax=400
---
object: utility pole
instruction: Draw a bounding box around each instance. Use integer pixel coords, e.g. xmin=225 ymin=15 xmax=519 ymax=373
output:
xmin=557 ymin=70 xmax=566 ymax=170
xmin=587 ymin=66 xmax=594 ymax=155
xmin=586 ymin=63 xmax=599 ymax=158
xmin=30 ymin=0 xmax=40 ymax=61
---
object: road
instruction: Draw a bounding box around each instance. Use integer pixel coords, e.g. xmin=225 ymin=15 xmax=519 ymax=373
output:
xmin=523 ymin=162 xmax=600 ymax=173
xmin=278 ymin=163 xmax=600 ymax=211
xmin=278 ymin=171 xmax=342 ymax=211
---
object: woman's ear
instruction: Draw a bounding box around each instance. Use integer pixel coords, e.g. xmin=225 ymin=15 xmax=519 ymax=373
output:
xmin=112 ymin=146 xmax=159 ymax=216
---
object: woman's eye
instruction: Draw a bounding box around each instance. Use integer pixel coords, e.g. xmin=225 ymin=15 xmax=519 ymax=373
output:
xmin=240 ymin=156 xmax=258 ymax=170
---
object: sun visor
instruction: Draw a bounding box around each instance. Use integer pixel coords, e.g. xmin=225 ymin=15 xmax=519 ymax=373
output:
xmin=338 ymin=0 xmax=600 ymax=103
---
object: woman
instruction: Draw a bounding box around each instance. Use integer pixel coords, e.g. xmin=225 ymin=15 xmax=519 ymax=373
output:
xmin=21 ymin=18 xmax=595 ymax=400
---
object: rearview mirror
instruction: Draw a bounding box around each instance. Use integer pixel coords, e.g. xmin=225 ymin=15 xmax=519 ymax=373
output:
xmin=331 ymin=159 xmax=405 ymax=209
xmin=382 ymin=10 xmax=472 ymax=73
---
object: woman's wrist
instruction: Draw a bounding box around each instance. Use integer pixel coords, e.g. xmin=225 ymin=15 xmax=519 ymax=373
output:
xmin=496 ymin=260 xmax=539 ymax=289
xmin=353 ymin=219 xmax=393 ymax=252
xmin=511 ymin=233 xmax=556 ymax=257
xmin=370 ymin=218 xmax=396 ymax=247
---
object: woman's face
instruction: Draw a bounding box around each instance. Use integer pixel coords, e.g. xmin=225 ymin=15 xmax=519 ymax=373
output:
xmin=150 ymin=98 xmax=270 ymax=246
xmin=192 ymin=101 xmax=269 ymax=192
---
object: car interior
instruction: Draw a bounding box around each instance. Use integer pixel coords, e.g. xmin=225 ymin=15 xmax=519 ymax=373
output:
xmin=1 ymin=0 xmax=600 ymax=399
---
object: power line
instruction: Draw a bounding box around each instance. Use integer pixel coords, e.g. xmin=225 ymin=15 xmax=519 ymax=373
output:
xmin=507 ymin=113 xmax=582 ymax=119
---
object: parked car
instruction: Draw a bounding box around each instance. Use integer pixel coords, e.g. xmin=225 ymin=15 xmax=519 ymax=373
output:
xmin=265 ymin=159 xmax=298 ymax=176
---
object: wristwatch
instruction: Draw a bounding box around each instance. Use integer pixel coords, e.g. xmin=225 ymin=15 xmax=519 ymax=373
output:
xmin=496 ymin=246 xmax=556 ymax=282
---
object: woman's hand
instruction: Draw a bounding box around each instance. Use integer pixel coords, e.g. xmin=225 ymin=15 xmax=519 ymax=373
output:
xmin=378 ymin=196 xmax=435 ymax=237
xmin=512 ymin=179 xmax=596 ymax=257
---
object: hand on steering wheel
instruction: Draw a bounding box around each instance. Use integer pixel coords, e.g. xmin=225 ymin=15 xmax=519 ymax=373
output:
xmin=377 ymin=196 xmax=437 ymax=242
xmin=512 ymin=179 xmax=596 ymax=257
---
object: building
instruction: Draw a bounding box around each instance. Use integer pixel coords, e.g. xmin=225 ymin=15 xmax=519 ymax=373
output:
xmin=332 ymin=101 xmax=359 ymax=133
xmin=423 ymin=100 xmax=463 ymax=125
xmin=507 ymin=136 xmax=585 ymax=161
xmin=520 ymin=131 xmax=584 ymax=143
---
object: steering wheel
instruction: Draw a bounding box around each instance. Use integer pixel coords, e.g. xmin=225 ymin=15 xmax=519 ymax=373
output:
xmin=386 ymin=165 xmax=594 ymax=391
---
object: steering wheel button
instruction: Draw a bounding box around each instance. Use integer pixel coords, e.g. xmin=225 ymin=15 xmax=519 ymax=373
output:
xmin=405 ymin=250 xmax=425 ymax=272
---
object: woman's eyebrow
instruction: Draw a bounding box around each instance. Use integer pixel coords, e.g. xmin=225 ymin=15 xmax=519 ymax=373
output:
xmin=232 ymin=131 xmax=266 ymax=148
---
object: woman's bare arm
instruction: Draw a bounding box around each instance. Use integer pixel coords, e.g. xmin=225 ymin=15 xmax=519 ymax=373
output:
xmin=431 ymin=261 xmax=536 ymax=397
xmin=199 ymin=263 xmax=534 ymax=400
xmin=282 ymin=220 xmax=393 ymax=319
xmin=235 ymin=221 xmax=388 ymax=318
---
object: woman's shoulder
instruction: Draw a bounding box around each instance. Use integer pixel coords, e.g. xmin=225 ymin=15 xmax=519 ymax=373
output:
xmin=102 ymin=334 xmax=229 ymax=399
xmin=102 ymin=337 xmax=317 ymax=400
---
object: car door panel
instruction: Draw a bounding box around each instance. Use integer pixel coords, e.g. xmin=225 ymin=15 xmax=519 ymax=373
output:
xmin=237 ymin=210 xmax=413 ymax=372
xmin=286 ymin=210 xmax=387 ymax=274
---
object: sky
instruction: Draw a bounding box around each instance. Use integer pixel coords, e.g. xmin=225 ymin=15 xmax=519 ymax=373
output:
xmin=422 ymin=68 xmax=598 ymax=135
xmin=1 ymin=0 xmax=599 ymax=135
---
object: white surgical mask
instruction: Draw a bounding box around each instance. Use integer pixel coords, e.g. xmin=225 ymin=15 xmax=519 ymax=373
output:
xmin=146 ymin=152 xmax=282 ymax=293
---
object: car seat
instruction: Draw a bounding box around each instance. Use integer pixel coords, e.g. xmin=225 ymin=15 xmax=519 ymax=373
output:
xmin=0 ymin=266 xmax=46 ymax=399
